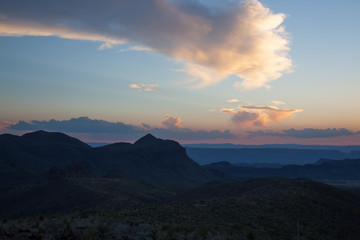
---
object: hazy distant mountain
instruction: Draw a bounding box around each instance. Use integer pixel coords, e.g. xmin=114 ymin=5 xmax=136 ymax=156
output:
xmin=206 ymin=158 xmax=360 ymax=180
xmin=184 ymin=143 xmax=360 ymax=152
xmin=186 ymin=147 xmax=360 ymax=165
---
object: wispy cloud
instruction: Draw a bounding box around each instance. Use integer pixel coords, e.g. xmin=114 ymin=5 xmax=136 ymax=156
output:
xmin=227 ymin=99 xmax=239 ymax=103
xmin=0 ymin=0 xmax=292 ymax=89
xmin=222 ymin=105 xmax=303 ymax=127
xmin=248 ymin=128 xmax=360 ymax=138
xmin=129 ymin=84 xmax=159 ymax=92
xmin=272 ymin=100 xmax=285 ymax=105
xmin=6 ymin=116 xmax=236 ymax=142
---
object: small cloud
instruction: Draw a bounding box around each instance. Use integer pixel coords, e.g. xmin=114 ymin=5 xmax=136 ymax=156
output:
xmin=227 ymin=99 xmax=239 ymax=103
xmin=161 ymin=115 xmax=182 ymax=130
xmin=142 ymin=123 xmax=151 ymax=129
xmin=129 ymin=83 xmax=159 ymax=92
xmin=221 ymin=108 xmax=237 ymax=114
xmin=272 ymin=100 xmax=285 ymax=105
xmin=208 ymin=109 xmax=216 ymax=112
xmin=248 ymin=128 xmax=360 ymax=138
xmin=119 ymin=45 xmax=155 ymax=53
xmin=98 ymin=42 xmax=113 ymax=50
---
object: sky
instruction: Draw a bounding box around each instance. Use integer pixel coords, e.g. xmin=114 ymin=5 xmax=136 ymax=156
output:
xmin=0 ymin=0 xmax=359 ymax=145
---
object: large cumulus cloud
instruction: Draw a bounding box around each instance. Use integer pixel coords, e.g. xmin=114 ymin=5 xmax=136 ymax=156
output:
xmin=0 ymin=0 xmax=292 ymax=89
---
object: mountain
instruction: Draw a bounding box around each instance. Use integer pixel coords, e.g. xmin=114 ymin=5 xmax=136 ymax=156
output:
xmin=91 ymin=134 xmax=225 ymax=185
xmin=186 ymin=147 xmax=360 ymax=165
xmin=0 ymin=131 xmax=224 ymax=187
xmin=2 ymin=131 xmax=360 ymax=239
xmin=206 ymin=158 xmax=360 ymax=180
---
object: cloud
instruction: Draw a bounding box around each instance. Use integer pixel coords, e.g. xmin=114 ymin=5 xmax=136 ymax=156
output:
xmin=221 ymin=108 xmax=237 ymax=114
xmin=227 ymin=99 xmax=239 ymax=103
xmin=0 ymin=20 xmax=125 ymax=46
xmin=0 ymin=0 xmax=292 ymax=89
xmin=6 ymin=116 xmax=236 ymax=141
xmin=222 ymin=105 xmax=303 ymax=127
xmin=9 ymin=117 xmax=141 ymax=134
xmin=248 ymin=128 xmax=360 ymax=138
xmin=98 ymin=42 xmax=113 ymax=50
xmin=129 ymin=84 xmax=159 ymax=92
xmin=161 ymin=114 xmax=182 ymax=129
xmin=272 ymin=100 xmax=285 ymax=105
xmin=0 ymin=120 xmax=16 ymax=130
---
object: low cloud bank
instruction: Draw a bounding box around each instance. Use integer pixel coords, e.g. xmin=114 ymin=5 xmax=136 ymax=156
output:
xmin=8 ymin=116 xmax=236 ymax=142
xmin=248 ymin=128 xmax=360 ymax=138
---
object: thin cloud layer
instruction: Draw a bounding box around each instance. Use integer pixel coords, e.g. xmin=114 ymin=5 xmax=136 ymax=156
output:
xmin=272 ymin=100 xmax=285 ymax=105
xmin=222 ymin=105 xmax=303 ymax=127
xmin=129 ymin=84 xmax=159 ymax=92
xmin=227 ymin=99 xmax=239 ymax=103
xmin=248 ymin=128 xmax=360 ymax=138
xmin=0 ymin=0 xmax=292 ymax=89
xmin=7 ymin=116 xmax=236 ymax=141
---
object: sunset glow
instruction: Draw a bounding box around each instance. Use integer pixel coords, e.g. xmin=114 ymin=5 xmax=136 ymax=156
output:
xmin=0 ymin=0 xmax=359 ymax=145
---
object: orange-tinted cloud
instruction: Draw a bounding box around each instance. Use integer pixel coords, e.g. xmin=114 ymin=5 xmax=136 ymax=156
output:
xmin=272 ymin=100 xmax=285 ymax=105
xmin=222 ymin=105 xmax=303 ymax=127
xmin=0 ymin=0 xmax=292 ymax=89
xmin=161 ymin=115 xmax=182 ymax=130
xmin=227 ymin=99 xmax=239 ymax=103
xmin=0 ymin=120 xmax=15 ymax=130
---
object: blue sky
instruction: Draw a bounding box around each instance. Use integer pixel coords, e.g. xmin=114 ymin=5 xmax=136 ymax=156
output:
xmin=0 ymin=0 xmax=359 ymax=144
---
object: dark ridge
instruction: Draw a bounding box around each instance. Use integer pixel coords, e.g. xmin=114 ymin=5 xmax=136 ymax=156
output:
xmin=97 ymin=142 xmax=134 ymax=151
xmin=21 ymin=130 xmax=90 ymax=148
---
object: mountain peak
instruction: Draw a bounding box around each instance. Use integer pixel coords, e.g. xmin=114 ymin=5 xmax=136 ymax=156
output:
xmin=134 ymin=134 xmax=161 ymax=147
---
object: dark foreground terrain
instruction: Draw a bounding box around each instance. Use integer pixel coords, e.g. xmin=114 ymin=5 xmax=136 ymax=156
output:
xmin=1 ymin=131 xmax=360 ymax=240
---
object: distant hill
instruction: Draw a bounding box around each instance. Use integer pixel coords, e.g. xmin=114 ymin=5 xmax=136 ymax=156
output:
xmin=186 ymin=147 xmax=360 ymax=165
xmin=206 ymin=158 xmax=360 ymax=180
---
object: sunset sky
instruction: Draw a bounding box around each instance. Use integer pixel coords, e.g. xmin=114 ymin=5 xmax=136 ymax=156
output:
xmin=0 ymin=0 xmax=359 ymax=145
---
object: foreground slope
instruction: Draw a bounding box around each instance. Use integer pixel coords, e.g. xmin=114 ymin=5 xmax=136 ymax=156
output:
xmin=1 ymin=178 xmax=360 ymax=240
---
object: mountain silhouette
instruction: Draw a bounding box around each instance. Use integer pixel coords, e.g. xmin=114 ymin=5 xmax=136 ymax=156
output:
xmin=0 ymin=131 xmax=224 ymax=186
